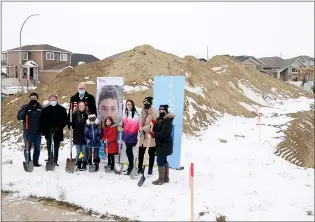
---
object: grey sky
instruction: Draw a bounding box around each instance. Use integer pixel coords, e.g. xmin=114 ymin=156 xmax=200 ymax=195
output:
xmin=2 ymin=2 xmax=314 ymax=60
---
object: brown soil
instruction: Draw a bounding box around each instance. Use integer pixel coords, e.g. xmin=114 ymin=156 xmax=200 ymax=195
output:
xmin=275 ymin=108 xmax=314 ymax=168
xmin=1 ymin=45 xmax=312 ymax=140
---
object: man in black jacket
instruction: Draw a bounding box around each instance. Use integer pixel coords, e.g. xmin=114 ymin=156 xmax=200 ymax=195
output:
xmin=17 ymin=92 xmax=43 ymax=167
xmin=40 ymin=95 xmax=68 ymax=166
xmin=149 ymin=104 xmax=175 ymax=185
xmin=69 ymin=82 xmax=97 ymax=117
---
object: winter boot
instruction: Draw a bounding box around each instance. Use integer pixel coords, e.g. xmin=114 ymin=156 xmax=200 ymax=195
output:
xmin=137 ymin=168 xmax=142 ymax=174
xmin=124 ymin=168 xmax=132 ymax=175
xmin=94 ymin=158 xmax=100 ymax=172
xmin=81 ymin=161 xmax=87 ymax=171
xmin=152 ymin=166 xmax=165 ymax=185
xmin=164 ymin=163 xmax=170 ymax=183
xmin=76 ymin=161 xmax=82 ymax=171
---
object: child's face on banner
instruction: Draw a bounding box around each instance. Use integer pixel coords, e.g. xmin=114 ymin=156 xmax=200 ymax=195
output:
xmin=99 ymin=98 xmax=119 ymax=123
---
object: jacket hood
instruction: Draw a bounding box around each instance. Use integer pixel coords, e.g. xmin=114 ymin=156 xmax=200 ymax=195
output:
xmin=86 ymin=117 xmax=99 ymax=125
xmin=163 ymin=113 xmax=176 ymax=119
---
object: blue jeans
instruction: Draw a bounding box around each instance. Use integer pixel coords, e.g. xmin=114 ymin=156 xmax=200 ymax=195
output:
xmin=23 ymin=134 xmax=41 ymax=164
xmin=45 ymin=135 xmax=61 ymax=163
xmin=156 ymin=156 xmax=168 ymax=167
xmin=76 ymin=145 xmax=87 ymax=162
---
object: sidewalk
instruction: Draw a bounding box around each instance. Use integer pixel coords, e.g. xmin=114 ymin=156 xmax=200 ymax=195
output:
xmin=1 ymin=193 xmax=103 ymax=221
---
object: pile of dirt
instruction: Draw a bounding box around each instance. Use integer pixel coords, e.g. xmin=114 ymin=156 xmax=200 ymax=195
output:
xmin=275 ymin=108 xmax=314 ymax=168
xmin=1 ymin=45 xmax=312 ymax=140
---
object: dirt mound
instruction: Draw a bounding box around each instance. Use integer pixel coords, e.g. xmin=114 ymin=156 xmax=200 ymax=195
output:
xmin=275 ymin=108 xmax=314 ymax=168
xmin=1 ymin=45 xmax=312 ymax=141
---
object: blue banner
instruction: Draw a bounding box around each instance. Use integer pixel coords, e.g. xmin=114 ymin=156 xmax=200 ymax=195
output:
xmin=153 ymin=76 xmax=185 ymax=170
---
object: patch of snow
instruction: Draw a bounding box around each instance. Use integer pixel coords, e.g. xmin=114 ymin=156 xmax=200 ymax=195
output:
xmin=238 ymin=80 xmax=269 ymax=106
xmin=185 ymin=73 xmax=191 ymax=78
xmin=271 ymin=87 xmax=277 ymax=92
xmin=9 ymin=98 xmax=20 ymax=104
xmin=212 ymin=80 xmax=219 ymax=86
xmin=217 ymin=69 xmax=226 ymax=74
xmin=84 ymin=76 xmax=90 ymax=80
xmin=185 ymin=83 xmax=206 ymax=99
xmin=84 ymin=81 xmax=95 ymax=85
xmin=229 ymin=81 xmax=236 ymax=90
xmin=43 ymin=100 xmax=49 ymax=106
xmin=124 ymin=85 xmax=149 ymax=93
xmin=61 ymin=96 xmax=67 ymax=99
xmin=211 ymin=67 xmax=222 ymax=72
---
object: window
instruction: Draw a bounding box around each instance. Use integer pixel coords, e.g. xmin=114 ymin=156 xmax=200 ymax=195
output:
xmin=60 ymin=54 xmax=68 ymax=61
xmin=2 ymin=53 xmax=7 ymax=61
xmin=22 ymin=52 xmax=28 ymax=60
xmin=46 ymin=52 xmax=54 ymax=60
xmin=291 ymin=68 xmax=298 ymax=73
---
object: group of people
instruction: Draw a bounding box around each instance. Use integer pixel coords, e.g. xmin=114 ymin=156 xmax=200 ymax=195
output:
xmin=17 ymin=82 xmax=175 ymax=185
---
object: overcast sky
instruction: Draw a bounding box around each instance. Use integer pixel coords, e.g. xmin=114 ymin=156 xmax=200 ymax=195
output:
xmin=2 ymin=2 xmax=314 ymax=60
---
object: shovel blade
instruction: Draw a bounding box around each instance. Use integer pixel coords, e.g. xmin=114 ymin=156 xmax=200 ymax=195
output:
xmin=66 ymin=158 xmax=76 ymax=173
xmin=88 ymin=164 xmax=95 ymax=172
xmin=23 ymin=161 xmax=34 ymax=172
xmin=45 ymin=161 xmax=55 ymax=171
xmin=104 ymin=165 xmax=111 ymax=173
xmin=137 ymin=166 xmax=146 ymax=187
xmin=114 ymin=164 xmax=123 ymax=175
xmin=130 ymin=168 xmax=138 ymax=179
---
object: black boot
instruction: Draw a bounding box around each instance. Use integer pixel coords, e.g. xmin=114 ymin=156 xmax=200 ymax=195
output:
xmin=81 ymin=161 xmax=87 ymax=171
xmin=76 ymin=161 xmax=82 ymax=171
xmin=94 ymin=158 xmax=100 ymax=172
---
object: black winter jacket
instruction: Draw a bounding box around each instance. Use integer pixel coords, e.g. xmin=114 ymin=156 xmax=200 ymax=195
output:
xmin=72 ymin=111 xmax=88 ymax=145
xmin=69 ymin=91 xmax=97 ymax=118
xmin=17 ymin=102 xmax=43 ymax=135
xmin=152 ymin=113 xmax=176 ymax=157
xmin=40 ymin=104 xmax=68 ymax=141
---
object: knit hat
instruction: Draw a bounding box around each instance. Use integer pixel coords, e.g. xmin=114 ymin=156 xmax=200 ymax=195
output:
xmin=143 ymin=97 xmax=153 ymax=105
xmin=159 ymin=104 xmax=169 ymax=113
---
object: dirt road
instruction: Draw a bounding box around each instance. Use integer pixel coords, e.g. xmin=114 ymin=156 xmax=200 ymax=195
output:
xmin=1 ymin=193 xmax=104 ymax=221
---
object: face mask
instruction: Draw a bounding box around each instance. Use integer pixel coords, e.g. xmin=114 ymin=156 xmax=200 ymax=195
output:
xmin=78 ymin=90 xmax=85 ymax=96
xmin=159 ymin=112 xmax=166 ymax=118
xmin=30 ymin=100 xmax=37 ymax=105
xmin=50 ymin=101 xmax=57 ymax=106
xmin=89 ymin=118 xmax=96 ymax=122
xmin=144 ymin=103 xmax=151 ymax=109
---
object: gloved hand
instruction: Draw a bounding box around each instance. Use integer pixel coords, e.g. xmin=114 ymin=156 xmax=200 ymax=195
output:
xmin=86 ymin=139 xmax=90 ymax=145
xmin=148 ymin=131 xmax=154 ymax=138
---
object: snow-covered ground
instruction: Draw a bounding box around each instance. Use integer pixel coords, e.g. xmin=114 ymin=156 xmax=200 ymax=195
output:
xmin=2 ymin=96 xmax=314 ymax=221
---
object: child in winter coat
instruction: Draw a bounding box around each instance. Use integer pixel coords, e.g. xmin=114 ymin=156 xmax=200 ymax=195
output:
xmin=101 ymin=116 xmax=119 ymax=172
xmin=84 ymin=114 xmax=101 ymax=171
xmin=72 ymin=101 xmax=88 ymax=171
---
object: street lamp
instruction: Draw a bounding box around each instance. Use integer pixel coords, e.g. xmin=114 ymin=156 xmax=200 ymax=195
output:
xmin=19 ymin=13 xmax=40 ymax=92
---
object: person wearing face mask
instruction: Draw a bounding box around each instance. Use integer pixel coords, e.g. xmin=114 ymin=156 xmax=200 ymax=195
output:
xmin=148 ymin=104 xmax=175 ymax=185
xmin=17 ymin=92 xmax=43 ymax=167
xmin=138 ymin=96 xmax=158 ymax=175
xmin=40 ymin=95 xmax=68 ymax=166
xmin=72 ymin=101 xmax=89 ymax=171
xmin=68 ymin=82 xmax=97 ymax=126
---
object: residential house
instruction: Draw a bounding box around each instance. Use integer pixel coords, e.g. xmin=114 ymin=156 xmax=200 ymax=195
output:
xmin=293 ymin=55 xmax=315 ymax=67
xmin=71 ymin=53 xmax=100 ymax=67
xmin=234 ymin=56 xmax=265 ymax=71
xmin=259 ymin=56 xmax=307 ymax=81
xmin=198 ymin=58 xmax=207 ymax=63
xmin=1 ymin=44 xmax=72 ymax=84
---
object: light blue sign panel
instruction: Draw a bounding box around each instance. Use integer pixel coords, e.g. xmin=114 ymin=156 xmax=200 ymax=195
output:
xmin=153 ymin=76 xmax=185 ymax=170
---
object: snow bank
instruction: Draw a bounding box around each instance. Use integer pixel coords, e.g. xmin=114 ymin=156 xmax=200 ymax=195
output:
xmin=124 ymin=85 xmax=149 ymax=93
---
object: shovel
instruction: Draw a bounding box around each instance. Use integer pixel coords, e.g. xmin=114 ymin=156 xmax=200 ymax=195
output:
xmin=104 ymin=140 xmax=111 ymax=173
xmin=46 ymin=132 xmax=56 ymax=171
xmin=130 ymin=141 xmax=140 ymax=179
xmin=66 ymin=104 xmax=76 ymax=173
xmin=23 ymin=114 xmax=34 ymax=172
xmin=138 ymin=126 xmax=153 ymax=187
